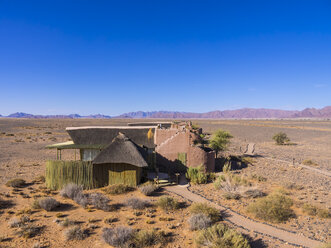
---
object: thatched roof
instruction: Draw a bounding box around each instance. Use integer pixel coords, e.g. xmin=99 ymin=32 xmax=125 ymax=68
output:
xmin=93 ymin=133 xmax=148 ymax=167
xmin=66 ymin=126 xmax=156 ymax=148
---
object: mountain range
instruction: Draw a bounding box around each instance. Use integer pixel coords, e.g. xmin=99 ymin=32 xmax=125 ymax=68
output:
xmin=1 ymin=106 xmax=331 ymax=119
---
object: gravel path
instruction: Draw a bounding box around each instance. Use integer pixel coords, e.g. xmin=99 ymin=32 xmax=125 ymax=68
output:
xmin=165 ymin=184 xmax=323 ymax=248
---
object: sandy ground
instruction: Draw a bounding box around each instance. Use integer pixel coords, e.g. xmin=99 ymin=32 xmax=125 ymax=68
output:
xmin=0 ymin=118 xmax=330 ymax=247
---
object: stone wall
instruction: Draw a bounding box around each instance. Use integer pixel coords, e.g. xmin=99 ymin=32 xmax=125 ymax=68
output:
xmin=155 ymin=128 xmax=215 ymax=172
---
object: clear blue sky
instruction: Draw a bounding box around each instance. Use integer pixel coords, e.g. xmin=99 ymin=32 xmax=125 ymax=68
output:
xmin=0 ymin=0 xmax=330 ymax=116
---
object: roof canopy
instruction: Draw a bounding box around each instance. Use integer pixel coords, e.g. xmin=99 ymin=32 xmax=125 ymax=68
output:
xmin=93 ymin=133 xmax=148 ymax=167
xmin=45 ymin=141 xmax=106 ymax=150
xmin=66 ymin=126 xmax=156 ymax=148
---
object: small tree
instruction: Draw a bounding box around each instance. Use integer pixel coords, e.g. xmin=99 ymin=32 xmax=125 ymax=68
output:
xmin=209 ymin=129 xmax=233 ymax=157
xmin=272 ymin=132 xmax=290 ymax=145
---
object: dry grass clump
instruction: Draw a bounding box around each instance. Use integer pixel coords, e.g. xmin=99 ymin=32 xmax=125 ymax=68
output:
xmin=60 ymin=183 xmax=83 ymax=199
xmin=133 ymin=230 xmax=166 ymax=248
xmin=64 ymin=226 xmax=87 ymax=240
xmin=189 ymin=203 xmax=221 ymax=222
xmin=0 ymin=197 xmax=13 ymax=209
xmin=247 ymin=193 xmax=293 ymax=223
xmin=9 ymin=216 xmax=30 ymax=228
xmin=89 ymin=193 xmax=110 ymax=211
xmin=318 ymin=243 xmax=331 ymax=248
xmin=102 ymin=227 xmax=166 ymax=248
xmin=157 ymin=196 xmax=180 ymax=211
xmin=102 ymin=226 xmax=134 ymax=247
xmin=188 ymin=213 xmax=212 ymax=230
xmin=104 ymin=215 xmax=118 ymax=224
xmin=138 ymin=183 xmax=158 ymax=196
xmin=15 ymin=225 xmax=42 ymax=239
xmin=38 ymin=197 xmax=60 ymax=211
xmin=195 ymin=224 xmax=251 ymax=248
xmin=126 ymin=197 xmax=150 ymax=210
xmin=33 ymin=175 xmax=45 ymax=184
xmin=282 ymin=182 xmax=304 ymax=190
xmin=214 ymin=174 xmax=261 ymax=200
xmin=302 ymin=204 xmax=331 ymax=219
xmin=302 ymin=159 xmax=318 ymax=166
xmin=5 ymin=178 xmax=26 ymax=188
xmin=250 ymin=174 xmax=267 ymax=182
xmin=103 ymin=184 xmax=134 ymax=195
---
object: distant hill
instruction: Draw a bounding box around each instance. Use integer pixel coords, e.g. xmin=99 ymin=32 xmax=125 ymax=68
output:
xmin=1 ymin=106 xmax=331 ymax=119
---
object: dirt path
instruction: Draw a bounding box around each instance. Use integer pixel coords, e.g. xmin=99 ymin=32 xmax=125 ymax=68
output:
xmin=264 ymin=157 xmax=331 ymax=178
xmin=165 ymin=185 xmax=323 ymax=248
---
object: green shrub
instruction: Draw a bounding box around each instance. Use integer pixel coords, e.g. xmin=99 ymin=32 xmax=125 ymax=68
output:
xmin=209 ymin=129 xmax=233 ymax=157
xmin=186 ymin=166 xmax=208 ymax=184
xmin=272 ymin=132 xmax=290 ymax=145
xmin=195 ymin=224 xmax=250 ymax=248
xmin=6 ymin=179 xmax=26 ymax=188
xmin=103 ymin=184 xmax=134 ymax=195
xmin=190 ymin=203 xmax=221 ymax=222
xmin=157 ymin=196 xmax=180 ymax=211
xmin=247 ymin=193 xmax=293 ymax=223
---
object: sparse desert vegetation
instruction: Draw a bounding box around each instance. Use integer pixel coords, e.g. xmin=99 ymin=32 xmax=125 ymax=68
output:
xmin=0 ymin=118 xmax=330 ymax=247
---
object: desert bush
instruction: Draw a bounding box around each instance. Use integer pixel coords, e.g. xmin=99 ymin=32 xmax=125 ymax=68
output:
xmin=102 ymin=226 xmax=133 ymax=247
xmin=15 ymin=225 xmax=41 ymax=238
xmin=73 ymin=193 xmax=89 ymax=208
xmin=195 ymin=224 xmax=250 ymax=248
xmin=186 ymin=166 xmax=208 ymax=184
xmin=89 ymin=193 xmax=110 ymax=211
xmin=133 ymin=230 xmax=165 ymax=248
xmin=247 ymin=193 xmax=293 ymax=222
xmin=103 ymin=184 xmax=134 ymax=195
xmin=38 ymin=197 xmax=60 ymax=211
xmin=188 ymin=213 xmax=212 ymax=230
xmin=126 ymin=197 xmax=150 ymax=210
xmin=242 ymin=188 xmax=265 ymax=198
xmin=139 ymin=184 xmax=157 ymax=196
xmin=9 ymin=216 xmax=30 ymax=228
xmin=64 ymin=226 xmax=87 ymax=240
xmin=60 ymin=183 xmax=83 ymax=199
xmin=189 ymin=203 xmax=221 ymax=222
xmin=6 ymin=178 xmax=26 ymax=188
xmin=157 ymin=196 xmax=180 ymax=211
xmin=272 ymin=132 xmax=290 ymax=145
xmin=58 ymin=218 xmax=75 ymax=227
xmin=302 ymin=204 xmax=331 ymax=219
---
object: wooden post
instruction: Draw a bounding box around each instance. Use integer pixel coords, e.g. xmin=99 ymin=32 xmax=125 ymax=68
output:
xmin=75 ymin=149 xmax=76 ymax=161
xmin=175 ymin=173 xmax=180 ymax=185
xmin=56 ymin=149 xmax=58 ymax=160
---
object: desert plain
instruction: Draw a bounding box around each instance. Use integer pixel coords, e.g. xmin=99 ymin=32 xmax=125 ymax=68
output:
xmin=0 ymin=118 xmax=330 ymax=248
